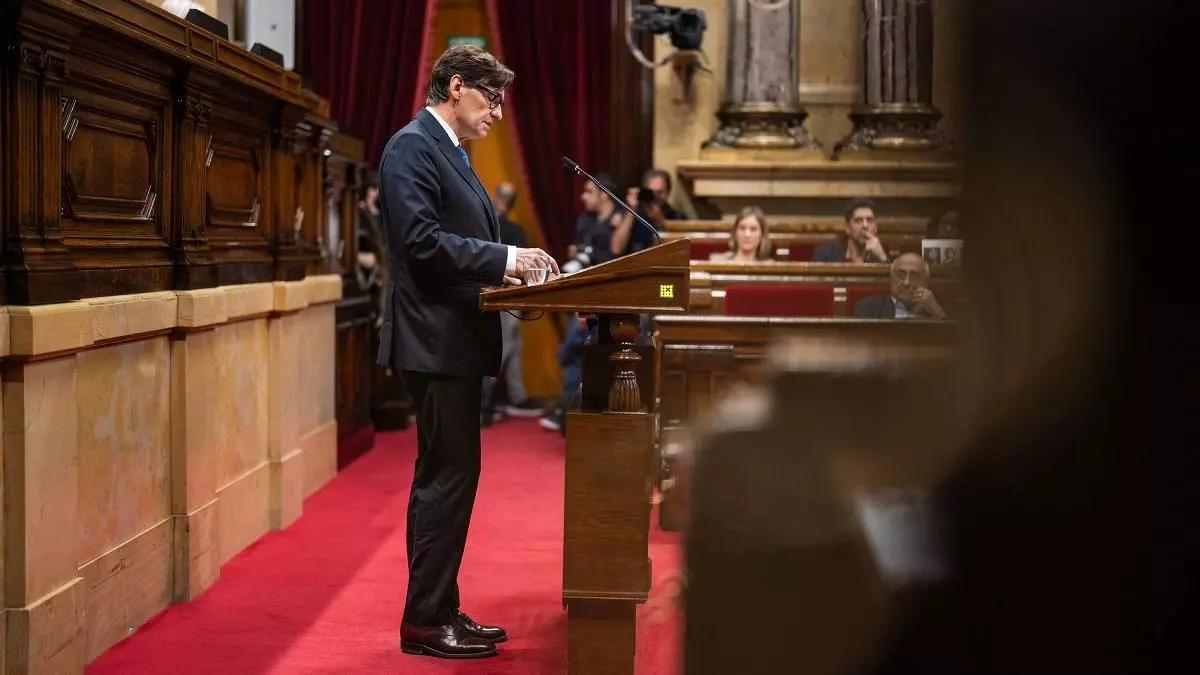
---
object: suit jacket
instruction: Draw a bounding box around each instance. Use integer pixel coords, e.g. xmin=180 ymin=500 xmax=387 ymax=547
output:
xmin=376 ymin=109 xmax=508 ymax=377
xmin=852 ymin=293 xmax=898 ymax=319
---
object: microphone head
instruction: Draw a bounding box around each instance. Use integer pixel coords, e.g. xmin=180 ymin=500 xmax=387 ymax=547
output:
xmin=562 ymin=156 xmax=580 ymax=173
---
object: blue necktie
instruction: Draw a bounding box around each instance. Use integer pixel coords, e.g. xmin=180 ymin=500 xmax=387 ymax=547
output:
xmin=454 ymin=145 xmax=470 ymax=168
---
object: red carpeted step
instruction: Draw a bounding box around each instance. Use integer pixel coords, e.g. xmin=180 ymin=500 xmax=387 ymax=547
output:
xmin=87 ymin=418 xmax=682 ymax=674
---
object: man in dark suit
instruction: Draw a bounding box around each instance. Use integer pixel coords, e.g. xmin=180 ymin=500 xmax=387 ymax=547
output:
xmin=853 ymin=252 xmax=947 ymax=319
xmin=376 ymin=45 xmax=558 ymax=660
xmin=813 ymin=197 xmax=891 ymax=263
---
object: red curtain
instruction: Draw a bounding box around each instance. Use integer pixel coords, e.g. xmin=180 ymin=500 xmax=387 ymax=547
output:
xmin=486 ymin=0 xmax=614 ymax=258
xmin=304 ymin=0 xmax=437 ymax=166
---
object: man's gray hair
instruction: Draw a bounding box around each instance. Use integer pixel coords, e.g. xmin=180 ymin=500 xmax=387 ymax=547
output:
xmin=426 ymin=45 xmax=515 ymax=107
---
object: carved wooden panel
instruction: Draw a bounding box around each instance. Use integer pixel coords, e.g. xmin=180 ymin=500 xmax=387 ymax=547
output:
xmin=60 ymin=95 xmax=162 ymax=236
xmin=206 ymin=134 xmax=264 ymax=234
xmin=3 ymin=0 xmax=336 ymax=303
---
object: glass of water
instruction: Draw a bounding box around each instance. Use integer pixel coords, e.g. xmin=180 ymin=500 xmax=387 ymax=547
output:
xmin=523 ymin=265 xmax=548 ymax=286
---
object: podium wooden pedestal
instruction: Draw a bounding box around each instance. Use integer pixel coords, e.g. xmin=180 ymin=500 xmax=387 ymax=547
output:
xmin=481 ymin=240 xmax=690 ymax=673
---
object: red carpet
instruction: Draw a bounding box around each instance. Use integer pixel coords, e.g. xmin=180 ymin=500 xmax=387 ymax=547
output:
xmin=88 ymin=418 xmax=682 ymax=674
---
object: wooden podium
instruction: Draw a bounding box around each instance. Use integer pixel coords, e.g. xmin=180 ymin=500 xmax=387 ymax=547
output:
xmin=480 ymin=239 xmax=691 ymax=673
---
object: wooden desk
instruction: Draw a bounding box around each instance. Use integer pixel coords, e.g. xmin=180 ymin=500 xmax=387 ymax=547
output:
xmin=654 ymin=315 xmax=958 ymax=427
xmin=481 ymin=241 xmax=691 ymax=674
xmin=2 ymin=0 xmax=336 ymax=305
xmin=687 ymin=261 xmax=963 ymax=315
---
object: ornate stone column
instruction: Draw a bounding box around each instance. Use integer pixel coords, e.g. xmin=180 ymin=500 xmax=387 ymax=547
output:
xmin=835 ymin=0 xmax=950 ymax=157
xmin=703 ymin=0 xmax=821 ymax=154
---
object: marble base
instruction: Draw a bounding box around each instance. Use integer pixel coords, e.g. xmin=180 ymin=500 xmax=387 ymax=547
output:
xmin=300 ymin=420 xmax=338 ymax=499
xmin=4 ymin=578 xmax=84 ymax=675
xmin=79 ymin=518 xmax=172 ymax=662
xmin=172 ymin=500 xmax=219 ymax=601
xmin=1 ymin=275 xmax=344 ymax=673
xmin=215 ymin=462 xmax=272 ymax=568
xmin=271 ymin=449 xmax=305 ymax=531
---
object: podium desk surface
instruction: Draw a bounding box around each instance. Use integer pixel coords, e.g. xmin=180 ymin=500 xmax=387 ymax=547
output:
xmin=480 ymin=239 xmax=692 ymax=315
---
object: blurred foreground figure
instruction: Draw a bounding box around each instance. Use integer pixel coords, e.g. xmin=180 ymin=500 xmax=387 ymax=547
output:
xmin=684 ymin=1 xmax=1193 ymax=673
xmin=686 ymin=343 xmax=961 ymax=675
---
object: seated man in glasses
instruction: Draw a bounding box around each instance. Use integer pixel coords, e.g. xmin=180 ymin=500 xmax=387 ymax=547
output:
xmin=853 ymin=252 xmax=947 ymax=319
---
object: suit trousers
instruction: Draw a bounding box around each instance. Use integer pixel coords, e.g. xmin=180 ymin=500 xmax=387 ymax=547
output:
xmin=401 ymin=370 xmax=483 ymax=626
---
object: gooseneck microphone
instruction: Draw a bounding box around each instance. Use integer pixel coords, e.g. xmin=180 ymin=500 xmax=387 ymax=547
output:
xmin=562 ymin=156 xmax=662 ymax=246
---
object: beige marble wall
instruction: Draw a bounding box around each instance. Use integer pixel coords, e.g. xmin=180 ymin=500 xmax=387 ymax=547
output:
xmin=213 ymin=320 xmax=270 ymax=488
xmin=76 ymin=338 xmax=173 ymax=662
xmin=799 ymin=0 xmax=861 ymax=149
xmin=213 ymin=318 xmax=272 ymax=567
xmin=1 ymin=275 xmax=342 ymax=674
xmin=77 ymin=339 xmax=172 ymax=565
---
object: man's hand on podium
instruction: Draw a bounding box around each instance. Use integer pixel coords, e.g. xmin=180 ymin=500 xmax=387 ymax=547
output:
xmin=504 ymin=247 xmax=561 ymax=286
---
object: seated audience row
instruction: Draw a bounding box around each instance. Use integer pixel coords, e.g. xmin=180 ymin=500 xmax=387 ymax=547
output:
xmin=703 ymin=198 xmax=897 ymax=265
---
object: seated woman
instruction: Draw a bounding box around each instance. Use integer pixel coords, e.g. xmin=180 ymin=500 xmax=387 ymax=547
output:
xmin=709 ymin=206 xmax=774 ymax=262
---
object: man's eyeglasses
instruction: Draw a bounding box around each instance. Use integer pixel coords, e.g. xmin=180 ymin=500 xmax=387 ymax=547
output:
xmin=467 ymin=81 xmax=504 ymax=110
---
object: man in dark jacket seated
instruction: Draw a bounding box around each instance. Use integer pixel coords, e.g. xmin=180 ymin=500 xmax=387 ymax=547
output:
xmin=853 ymin=253 xmax=947 ymax=319
xmin=813 ymin=197 xmax=890 ymax=263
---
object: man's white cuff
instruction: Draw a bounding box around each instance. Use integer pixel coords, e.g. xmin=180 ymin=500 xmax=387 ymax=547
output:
xmin=504 ymin=245 xmax=516 ymax=275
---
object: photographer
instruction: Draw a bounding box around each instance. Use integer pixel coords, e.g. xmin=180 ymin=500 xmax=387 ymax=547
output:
xmin=563 ymin=172 xmax=630 ymax=273
xmin=623 ymin=168 xmax=681 ymax=255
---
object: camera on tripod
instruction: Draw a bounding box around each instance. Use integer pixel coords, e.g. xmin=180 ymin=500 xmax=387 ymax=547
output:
xmin=630 ymin=3 xmax=707 ymax=51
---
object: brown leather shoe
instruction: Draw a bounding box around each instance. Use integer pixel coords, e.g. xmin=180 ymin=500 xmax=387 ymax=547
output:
xmin=454 ymin=610 xmax=508 ymax=643
xmin=400 ymin=622 xmax=497 ymax=659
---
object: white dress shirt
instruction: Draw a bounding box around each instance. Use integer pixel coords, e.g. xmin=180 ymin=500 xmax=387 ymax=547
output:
xmin=425 ymin=106 xmax=516 ymax=275
xmin=892 ymin=296 xmax=917 ymax=319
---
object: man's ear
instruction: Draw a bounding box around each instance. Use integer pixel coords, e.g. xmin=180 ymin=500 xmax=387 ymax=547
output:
xmin=449 ymin=75 xmax=462 ymax=101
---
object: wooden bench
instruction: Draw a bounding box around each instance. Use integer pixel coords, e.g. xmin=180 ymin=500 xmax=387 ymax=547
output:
xmin=687 ymin=261 xmax=963 ymax=315
xmin=662 ymin=218 xmax=928 ymax=262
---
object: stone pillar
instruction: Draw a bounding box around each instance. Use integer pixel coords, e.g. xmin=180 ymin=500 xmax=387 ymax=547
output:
xmin=834 ymin=0 xmax=950 ymax=157
xmin=3 ymin=354 xmax=85 ymax=673
xmin=703 ymin=0 xmax=821 ymax=155
xmin=170 ymin=289 xmax=227 ymax=602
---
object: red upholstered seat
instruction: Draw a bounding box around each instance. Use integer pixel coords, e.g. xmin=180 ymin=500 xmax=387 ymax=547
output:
xmin=784 ymin=243 xmax=816 ymax=261
xmin=724 ymin=284 xmax=835 ymax=317
xmin=689 ymin=240 xmax=729 ymax=260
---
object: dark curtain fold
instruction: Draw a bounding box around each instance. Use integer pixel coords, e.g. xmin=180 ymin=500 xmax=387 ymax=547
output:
xmin=304 ymin=0 xmax=436 ymax=166
xmin=487 ymin=0 xmax=614 ymax=258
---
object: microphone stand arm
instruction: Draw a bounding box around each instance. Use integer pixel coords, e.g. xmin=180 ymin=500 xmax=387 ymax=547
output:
xmin=563 ymin=157 xmax=662 ymax=245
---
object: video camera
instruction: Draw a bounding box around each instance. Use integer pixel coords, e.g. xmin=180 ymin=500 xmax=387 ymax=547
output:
xmin=630 ymin=3 xmax=707 ymax=51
